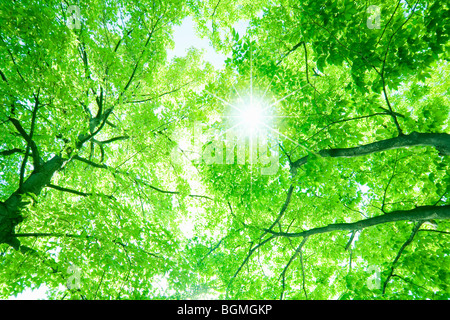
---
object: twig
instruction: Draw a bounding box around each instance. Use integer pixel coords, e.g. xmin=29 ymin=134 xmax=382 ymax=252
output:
xmin=382 ymin=221 xmax=423 ymax=294
xmin=226 ymin=235 xmax=275 ymax=298
xmin=345 ymin=231 xmax=357 ymax=251
xmin=47 ymin=183 xmax=116 ymax=200
xmin=381 ymin=150 xmax=399 ymax=213
xmin=279 ymin=237 xmax=308 ymax=299
xmin=374 ymin=0 xmax=403 ymax=48
xmin=265 ymin=185 xmax=295 ymax=233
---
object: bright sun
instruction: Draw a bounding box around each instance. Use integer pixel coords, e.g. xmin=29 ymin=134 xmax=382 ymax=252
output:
xmin=239 ymin=102 xmax=265 ymax=133
xmin=204 ymin=74 xmax=304 ymax=144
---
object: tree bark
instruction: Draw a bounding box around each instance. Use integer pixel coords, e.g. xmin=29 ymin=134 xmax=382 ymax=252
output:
xmin=319 ymin=132 xmax=450 ymax=158
xmin=266 ymin=205 xmax=450 ymax=238
xmin=291 ymin=132 xmax=450 ymax=174
xmin=0 ymin=155 xmax=65 ymax=249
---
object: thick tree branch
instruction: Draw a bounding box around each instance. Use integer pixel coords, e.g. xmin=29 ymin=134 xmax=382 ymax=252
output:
xmin=0 ymin=148 xmax=24 ymax=156
xmin=9 ymin=116 xmax=42 ymax=170
xmin=318 ymin=132 xmax=450 ymax=158
xmin=18 ymin=91 xmax=41 ymax=187
xmin=47 ymin=184 xmax=92 ymax=197
xmin=0 ymin=155 xmax=66 ymax=248
xmin=290 ymin=155 xmax=308 ymax=176
xmin=95 ymin=86 xmax=104 ymax=118
xmin=93 ymin=135 xmax=130 ymax=145
xmin=13 ymin=232 xmax=86 ymax=239
xmin=265 ymin=205 xmax=450 ymax=238
xmin=77 ymin=107 xmax=115 ymax=148
xmin=292 ymin=131 xmax=450 ymax=175
xmin=5 ymin=155 xmax=66 ymax=208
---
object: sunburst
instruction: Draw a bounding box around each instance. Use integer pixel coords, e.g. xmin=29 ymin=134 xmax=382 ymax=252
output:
xmin=203 ymin=63 xmax=314 ymax=212
xmin=204 ymin=76 xmax=311 ymax=161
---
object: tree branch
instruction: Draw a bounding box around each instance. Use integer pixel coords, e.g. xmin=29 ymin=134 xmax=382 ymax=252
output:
xmin=391 ymin=274 xmax=432 ymax=293
xmin=290 ymin=155 xmax=308 ymax=176
xmin=128 ymin=80 xmax=195 ymax=104
xmin=266 ymin=185 xmax=295 ymax=233
xmin=417 ymin=229 xmax=450 ymax=235
xmin=94 ymin=135 xmax=130 ymax=145
xmin=72 ymin=155 xmax=108 ymax=169
xmin=1 ymin=38 xmax=26 ymax=83
xmin=345 ymin=231 xmax=357 ymax=251
xmin=378 ymin=0 xmax=419 ymax=135
xmin=381 ymin=75 xmax=403 ymax=135
xmin=265 ymin=205 xmax=450 ymax=238
xmin=77 ymin=107 xmax=115 ymax=148
xmin=279 ymin=236 xmax=308 ymax=299
xmin=381 ymin=151 xmax=399 ymax=213
xmin=14 ymin=232 xmax=86 ymax=239
xmin=0 ymin=148 xmax=24 ymax=156
xmin=318 ymin=132 xmax=450 ymax=158
xmin=0 ymin=68 xmax=8 ymax=82
xmin=374 ymin=0 xmax=403 ymax=48
xmin=211 ymin=0 xmax=222 ymax=18
xmin=46 ymin=183 xmax=114 ymax=199
xmin=306 ymin=112 xmax=394 ymax=142
xmin=276 ymin=40 xmax=303 ymax=66
xmin=113 ymin=29 xmax=134 ymax=53
xmin=134 ymin=177 xmax=215 ymax=201
xmin=226 ymin=235 xmax=276 ymax=298
xmin=121 ymin=18 xmax=161 ymax=97
xmin=18 ymin=91 xmax=41 ymax=187
xmin=302 ymin=41 xmax=320 ymax=95
xmin=48 ymin=184 xmax=88 ymax=196
xmin=382 ymin=222 xmax=423 ymax=294
xmin=8 ymin=116 xmax=41 ymax=169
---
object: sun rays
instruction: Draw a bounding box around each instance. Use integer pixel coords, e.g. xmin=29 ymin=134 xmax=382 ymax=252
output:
xmin=205 ymin=75 xmax=311 ymax=157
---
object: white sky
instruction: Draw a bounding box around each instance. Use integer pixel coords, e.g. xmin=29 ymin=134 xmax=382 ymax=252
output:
xmin=167 ymin=17 xmax=249 ymax=69
xmin=8 ymin=286 xmax=49 ymax=300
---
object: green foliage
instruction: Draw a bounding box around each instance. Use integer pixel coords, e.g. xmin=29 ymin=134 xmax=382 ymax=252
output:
xmin=0 ymin=0 xmax=449 ymax=300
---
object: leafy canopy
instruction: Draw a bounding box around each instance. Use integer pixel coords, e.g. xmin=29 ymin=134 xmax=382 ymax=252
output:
xmin=0 ymin=0 xmax=449 ymax=300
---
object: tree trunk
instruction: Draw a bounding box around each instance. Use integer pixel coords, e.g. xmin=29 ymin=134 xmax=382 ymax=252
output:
xmin=0 ymin=155 xmax=65 ymax=249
